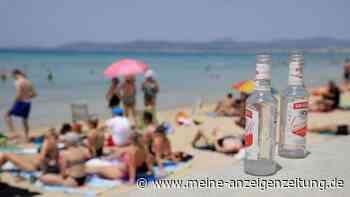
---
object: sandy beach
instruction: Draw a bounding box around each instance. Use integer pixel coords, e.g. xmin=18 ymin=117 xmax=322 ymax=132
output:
xmin=0 ymin=100 xmax=349 ymax=196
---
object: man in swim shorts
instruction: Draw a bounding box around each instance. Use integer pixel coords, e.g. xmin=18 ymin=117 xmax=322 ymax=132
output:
xmin=4 ymin=69 xmax=37 ymax=141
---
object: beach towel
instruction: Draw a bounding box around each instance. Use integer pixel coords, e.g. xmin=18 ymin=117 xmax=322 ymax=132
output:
xmin=86 ymin=158 xmax=193 ymax=180
xmin=3 ymin=157 xmax=193 ymax=196
xmin=4 ymin=167 xmax=117 ymax=197
xmin=0 ymin=146 xmax=38 ymax=155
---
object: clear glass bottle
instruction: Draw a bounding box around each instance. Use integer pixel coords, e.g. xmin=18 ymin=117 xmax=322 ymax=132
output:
xmin=279 ymin=52 xmax=309 ymax=158
xmin=244 ymin=53 xmax=278 ymax=176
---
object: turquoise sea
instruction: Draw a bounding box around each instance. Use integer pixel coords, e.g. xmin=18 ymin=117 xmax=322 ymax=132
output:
xmin=0 ymin=50 xmax=349 ymax=130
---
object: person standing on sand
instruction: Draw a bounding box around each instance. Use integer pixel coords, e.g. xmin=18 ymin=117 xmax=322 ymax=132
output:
xmin=106 ymin=77 xmax=121 ymax=109
xmin=343 ymin=58 xmax=350 ymax=83
xmin=121 ymin=76 xmax=138 ymax=125
xmin=4 ymin=69 xmax=37 ymax=140
xmin=142 ymin=70 xmax=159 ymax=111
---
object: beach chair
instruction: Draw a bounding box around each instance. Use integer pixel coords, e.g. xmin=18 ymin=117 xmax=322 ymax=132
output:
xmin=71 ymin=103 xmax=90 ymax=123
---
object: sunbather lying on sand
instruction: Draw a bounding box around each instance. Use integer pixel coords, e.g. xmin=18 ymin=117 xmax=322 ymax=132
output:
xmin=310 ymin=81 xmax=341 ymax=112
xmin=191 ymin=128 xmax=244 ymax=155
xmin=309 ymin=124 xmax=349 ymax=135
xmin=0 ymin=128 xmax=60 ymax=174
xmin=39 ymin=132 xmax=91 ymax=187
xmin=86 ymin=133 xmax=154 ymax=184
xmin=214 ymin=93 xmax=239 ymax=116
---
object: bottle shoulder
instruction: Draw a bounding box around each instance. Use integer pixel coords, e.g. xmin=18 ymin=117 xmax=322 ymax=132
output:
xmin=283 ymin=85 xmax=309 ymax=97
xmin=247 ymin=91 xmax=277 ymax=105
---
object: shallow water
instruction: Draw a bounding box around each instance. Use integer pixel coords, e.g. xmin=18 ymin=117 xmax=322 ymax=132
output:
xmin=0 ymin=50 xmax=348 ymax=130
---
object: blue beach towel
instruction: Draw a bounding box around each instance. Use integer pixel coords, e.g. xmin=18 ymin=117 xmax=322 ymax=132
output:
xmin=3 ymin=158 xmax=193 ymax=196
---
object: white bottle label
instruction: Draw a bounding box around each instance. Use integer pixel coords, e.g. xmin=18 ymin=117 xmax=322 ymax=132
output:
xmin=289 ymin=62 xmax=304 ymax=85
xmin=256 ymin=63 xmax=271 ymax=80
xmin=245 ymin=107 xmax=259 ymax=160
xmin=285 ymin=100 xmax=308 ymax=145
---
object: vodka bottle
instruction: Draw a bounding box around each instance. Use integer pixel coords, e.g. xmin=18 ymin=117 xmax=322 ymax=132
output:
xmin=244 ymin=54 xmax=277 ymax=176
xmin=279 ymin=52 xmax=309 ymax=158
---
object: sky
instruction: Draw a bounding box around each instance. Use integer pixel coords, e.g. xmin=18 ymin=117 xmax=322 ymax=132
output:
xmin=0 ymin=0 xmax=349 ymax=47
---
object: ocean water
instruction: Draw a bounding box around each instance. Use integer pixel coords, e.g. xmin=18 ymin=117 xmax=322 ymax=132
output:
xmin=0 ymin=50 xmax=349 ymax=130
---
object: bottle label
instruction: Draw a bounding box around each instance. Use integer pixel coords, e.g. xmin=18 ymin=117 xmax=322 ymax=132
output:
xmin=255 ymin=63 xmax=271 ymax=80
xmin=289 ymin=62 xmax=304 ymax=85
xmin=245 ymin=107 xmax=259 ymax=160
xmin=284 ymin=100 xmax=308 ymax=145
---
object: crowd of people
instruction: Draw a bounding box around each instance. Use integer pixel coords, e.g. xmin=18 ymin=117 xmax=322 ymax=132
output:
xmin=105 ymin=70 xmax=159 ymax=126
xmin=0 ymin=68 xmax=191 ymax=187
xmin=0 ymin=107 xmax=190 ymax=186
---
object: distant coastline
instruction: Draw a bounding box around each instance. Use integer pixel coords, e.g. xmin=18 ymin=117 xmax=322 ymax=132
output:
xmin=2 ymin=37 xmax=350 ymax=54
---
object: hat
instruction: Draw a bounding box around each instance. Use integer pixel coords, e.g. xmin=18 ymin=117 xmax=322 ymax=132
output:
xmin=112 ymin=107 xmax=124 ymax=116
xmin=62 ymin=132 xmax=80 ymax=144
xmin=144 ymin=70 xmax=154 ymax=79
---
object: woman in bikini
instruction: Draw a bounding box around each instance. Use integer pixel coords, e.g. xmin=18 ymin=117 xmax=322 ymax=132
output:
xmin=0 ymin=128 xmax=60 ymax=174
xmin=121 ymin=76 xmax=138 ymax=125
xmin=86 ymin=133 xmax=153 ymax=184
xmin=39 ymin=132 xmax=91 ymax=187
xmin=106 ymin=77 xmax=121 ymax=109
xmin=148 ymin=124 xmax=180 ymax=174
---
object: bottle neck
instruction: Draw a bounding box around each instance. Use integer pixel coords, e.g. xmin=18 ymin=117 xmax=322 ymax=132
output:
xmin=255 ymin=79 xmax=272 ymax=92
xmin=288 ymin=62 xmax=304 ymax=86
